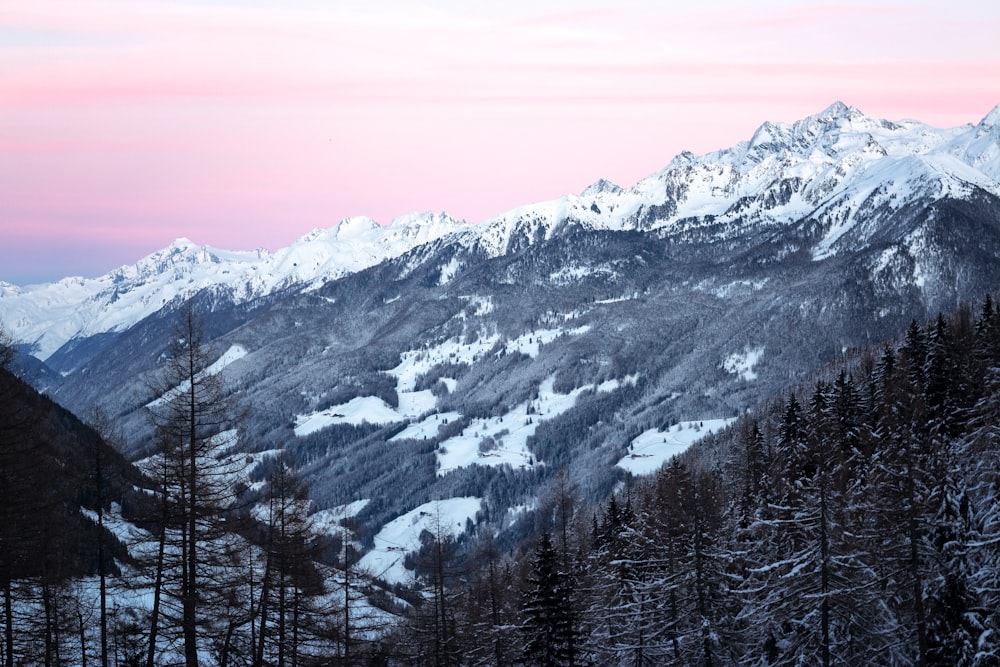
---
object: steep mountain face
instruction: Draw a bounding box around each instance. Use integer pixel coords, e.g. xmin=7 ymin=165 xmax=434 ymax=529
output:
xmin=3 ymin=102 xmax=999 ymax=567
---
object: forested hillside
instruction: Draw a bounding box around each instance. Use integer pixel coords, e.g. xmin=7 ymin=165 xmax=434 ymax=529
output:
xmin=0 ymin=323 xmax=404 ymax=666
xmin=0 ymin=343 xmax=145 ymax=664
xmin=377 ymin=295 xmax=1000 ymax=666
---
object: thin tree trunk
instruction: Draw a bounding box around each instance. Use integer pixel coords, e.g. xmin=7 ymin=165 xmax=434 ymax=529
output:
xmin=78 ymin=611 xmax=87 ymax=667
xmin=694 ymin=519 xmax=712 ymax=667
xmin=184 ymin=343 xmax=199 ymax=667
xmin=905 ymin=449 xmax=928 ymax=667
xmin=819 ymin=478 xmax=831 ymax=667
xmin=254 ymin=558 xmax=271 ymax=667
xmin=52 ymin=590 xmax=62 ymax=667
xmin=343 ymin=558 xmax=351 ymax=664
xmin=146 ymin=462 xmax=170 ymax=667
xmin=4 ymin=574 xmax=14 ymax=667
xmin=292 ymin=584 xmax=300 ymax=667
xmin=219 ymin=619 xmax=236 ymax=667
xmin=487 ymin=551 xmax=501 ymax=667
xmin=42 ymin=577 xmax=53 ymax=667
xmin=277 ymin=567 xmax=286 ymax=667
xmin=95 ymin=436 xmax=108 ymax=667
xmin=248 ymin=549 xmax=257 ymax=660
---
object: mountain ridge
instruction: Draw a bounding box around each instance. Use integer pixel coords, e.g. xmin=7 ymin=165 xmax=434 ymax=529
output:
xmin=3 ymin=103 xmax=998 ymax=361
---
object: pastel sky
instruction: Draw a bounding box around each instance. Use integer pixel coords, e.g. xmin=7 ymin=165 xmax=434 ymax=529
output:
xmin=2 ymin=0 xmax=998 ymax=285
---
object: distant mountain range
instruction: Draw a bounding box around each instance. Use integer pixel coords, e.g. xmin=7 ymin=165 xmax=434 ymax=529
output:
xmin=4 ymin=101 xmax=998 ymax=362
xmin=3 ymin=101 xmax=999 ymax=569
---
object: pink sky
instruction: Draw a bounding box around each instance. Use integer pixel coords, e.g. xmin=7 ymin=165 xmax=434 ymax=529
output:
xmin=2 ymin=0 xmax=998 ymax=285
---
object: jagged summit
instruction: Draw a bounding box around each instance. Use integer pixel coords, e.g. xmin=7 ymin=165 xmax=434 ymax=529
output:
xmin=980 ymin=103 xmax=1000 ymax=128
xmin=815 ymin=100 xmax=864 ymax=122
xmin=581 ymin=179 xmax=624 ymax=197
xmin=333 ymin=216 xmax=381 ymax=239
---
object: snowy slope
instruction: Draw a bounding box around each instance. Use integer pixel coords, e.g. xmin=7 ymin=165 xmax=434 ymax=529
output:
xmin=618 ymin=419 xmax=736 ymax=476
xmin=357 ymin=497 xmax=482 ymax=585
xmin=3 ymin=102 xmax=999 ymax=361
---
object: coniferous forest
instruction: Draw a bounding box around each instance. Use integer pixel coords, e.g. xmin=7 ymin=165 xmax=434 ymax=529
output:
xmin=376 ymin=297 xmax=1000 ymax=666
xmin=2 ymin=294 xmax=1000 ymax=665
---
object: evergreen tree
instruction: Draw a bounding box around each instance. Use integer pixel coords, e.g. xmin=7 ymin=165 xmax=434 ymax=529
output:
xmin=521 ymin=533 xmax=578 ymax=666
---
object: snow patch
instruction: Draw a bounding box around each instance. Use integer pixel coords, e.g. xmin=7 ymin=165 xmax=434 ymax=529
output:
xmin=390 ymin=335 xmax=501 ymax=392
xmin=310 ymin=499 xmax=371 ymax=536
xmin=461 ymin=295 xmax=495 ymax=316
xmin=293 ymin=390 xmax=436 ymax=436
xmin=504 ymin=326 xmax=591 ymax=358
xmin=618 ymin=419 xmax=736 ymax=475
xmin=435 ymin=375 xmax=621 ymax=476
xmin=596 ymin=293 xmax=639 ymax=305
xmin=723 ymin=346 xmax=764 ymax=381
xmin=703 ymin=279 xmax=769 ymax=298
xmin=358 ymin=497 xmax=481 ymax=585
xmin=390 ymin=411 xmax=463 ymax=441
xmin=437 ymin=257 xmax=462 ymax=285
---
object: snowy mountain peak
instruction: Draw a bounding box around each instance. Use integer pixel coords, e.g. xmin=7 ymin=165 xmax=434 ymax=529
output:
xmin=817 ymin=100 xmax=859 ymax=121
xmin=387 ymin=211 xmax=464 ymax=235
xmin=979 ymin=104 xmax=1000 ymax=129
xmin=749 ymin=120 xmax=782 ymax=148
xmin=333 ymin=216 xmax=381 ymax=239
xmin=777 ymin=103 xmax=907 ymax=149
xmin=581 ymin=179 xmax=624 ymax=197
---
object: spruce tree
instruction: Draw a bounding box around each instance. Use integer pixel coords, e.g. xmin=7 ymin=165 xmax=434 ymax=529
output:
xmin=521 ymin=533 xmax=577 ymax=666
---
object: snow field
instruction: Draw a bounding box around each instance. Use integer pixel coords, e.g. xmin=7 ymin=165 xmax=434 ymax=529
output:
xmin=595 ymin=292 xmax=639 ymax=304
xmin=295 ymin=325 xmax=594 ymax=438
xmin=460 ymin=294 xmax=495 ymax=316
xmin=503 ymin=326 xmax=591 ymax=358
xmin=618 ymin=418 xmax=736 ymax=475
xmin=310 ymin=499 xmax=372 ymax=537
xmin=293 ymin=390 xmax=438 ymax=436
xmin=723 ymin=346 xmax=764 ymax=381
xmin=390 ymin=334 xmax=501 ymax=392
xmin=549 ymin=264 xmax=613 ymax=284
xmin=435 ymin=375 xmax=629 ymax=476
xmin=390 ymin=411 xmax=462 ymax=441
xmin=357 ymin=497 xmax=482 ymax=586
xmin=437 ymin=256 xmax=462 ymax=285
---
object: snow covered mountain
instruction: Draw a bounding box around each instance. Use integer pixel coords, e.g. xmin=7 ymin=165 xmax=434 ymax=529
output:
xmin=469 ymin=101 xmax=1000 ymax=256
xmin=3 ymin=102 xmax=998 ymax=361
xmin=3 ymin=102 xmax=1000 ymax=577
xmin=0 ymin=212 xmax=465 ymax=359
